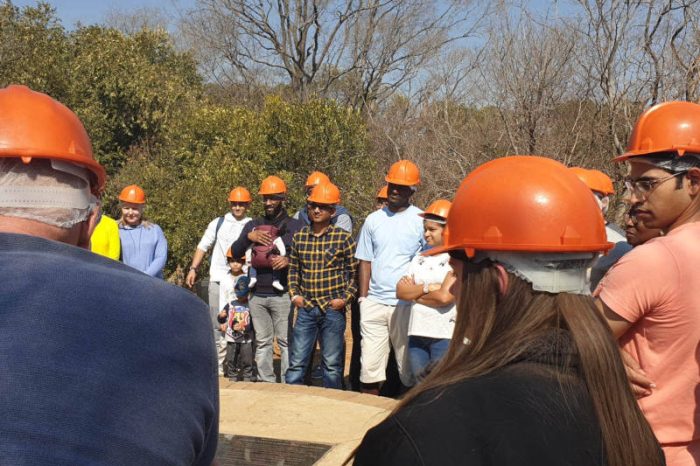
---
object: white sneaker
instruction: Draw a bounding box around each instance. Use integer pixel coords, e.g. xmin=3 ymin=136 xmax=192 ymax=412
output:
xmin=272 ymin=280 xmax=284 ymax=291
xmin=248 ymin=277 xmax=257 ymax=288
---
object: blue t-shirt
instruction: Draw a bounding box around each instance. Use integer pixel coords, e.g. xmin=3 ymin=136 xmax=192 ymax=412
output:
xmin=0 ymin=233 xmax=218 ymax=465
xmin=355 ymin=205 xmax=426 ymax=305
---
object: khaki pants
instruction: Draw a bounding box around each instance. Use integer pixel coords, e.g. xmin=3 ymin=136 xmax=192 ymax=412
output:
xmin=359 ymin=298 xmax=414 ymax=386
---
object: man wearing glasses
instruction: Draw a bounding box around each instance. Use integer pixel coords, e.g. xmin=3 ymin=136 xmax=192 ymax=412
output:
xmin=594 ymin=101 xmax=700 ymax=466
xmin=285 ymin=182 xmax=357 ymax=389
xmin=231 ymin=176 xmax=304 ymax=383
xmin=186 ymin=186 xmax=252 ymax=376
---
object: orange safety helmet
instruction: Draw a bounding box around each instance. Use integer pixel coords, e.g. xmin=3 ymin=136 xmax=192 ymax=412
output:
xmin=305 ymin=171 xmax=331 ymax=188
xmin=228 ymin=186 xmax=252 ymax=202
xmin=616 ymin=101 xmax=700 ymax=162
xmin=569 ymin=167 xmax=615 ymax=195
xmin=419 ymin=199 xmax=451 ymax=220
xmin=118 ymin=185 xmax=146 ymax=204
xmin=0 ymin=85 xmax=106 ymax=193
xmin=426 ymin=156 xmax=612 ymax=258
xmin=307 ymin=181 xmax=341 ymax=205
xmin=258 ymin=175 xmax=287 ymax=195
xmin=377 ymin=185 xmax=389 ymax=200
xmin=385 ymin=160 xmax=420 ymax=186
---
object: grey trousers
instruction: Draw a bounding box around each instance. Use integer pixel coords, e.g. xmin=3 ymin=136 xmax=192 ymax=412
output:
xmin=208 ymin=280 xmax=226 ymax=374
xmin=249 ymin=294 xmax=292 ymax=383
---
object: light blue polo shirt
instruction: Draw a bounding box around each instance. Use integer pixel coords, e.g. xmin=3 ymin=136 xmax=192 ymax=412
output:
xmin=355 ymin=205 xmax=426 ymax=305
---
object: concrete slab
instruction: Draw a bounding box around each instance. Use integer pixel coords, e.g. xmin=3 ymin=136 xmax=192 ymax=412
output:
xmin=218 ymin=384 xmax=395 ymax=465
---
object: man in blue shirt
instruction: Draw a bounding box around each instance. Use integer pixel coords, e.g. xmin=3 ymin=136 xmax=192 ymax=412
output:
xmin=355 ymin=160 xmax=425 ymax=394
xmin=0 ymin=85 xmax=218 ymax=465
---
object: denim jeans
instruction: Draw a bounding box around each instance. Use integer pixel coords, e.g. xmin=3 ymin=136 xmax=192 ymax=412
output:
xmin=249 ymin=294 xmax=292 ymax=383
xmin=408 ymin=335 xmax=450 ymax=379
xmin=286 ymin=306 xmax=346 ymax=389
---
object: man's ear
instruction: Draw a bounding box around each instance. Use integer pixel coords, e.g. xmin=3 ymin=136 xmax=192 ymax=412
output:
xmin=685 ymin=167 xmax=700 ymax=195
xmin=76 ymin=204 xmax=101 ymax=249
xmin=494 ymin=263 xmax=509 ymax=296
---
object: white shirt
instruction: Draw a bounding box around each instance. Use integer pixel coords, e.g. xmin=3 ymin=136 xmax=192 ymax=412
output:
xmin=219 ymin=272 xmax=246 ymax=312
xmin=197 ymin=213 xmax=251 ymax=282
xmin=406 ymin=252 xmax=456 ymax=340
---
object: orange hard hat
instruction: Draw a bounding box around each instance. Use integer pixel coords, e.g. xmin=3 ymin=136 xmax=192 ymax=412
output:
xmin=616 ymin=101 xmax=700 ymax=162
xmin=258 ymin=175 xmax=287 ymax=195
xmin=118 ymin=185 xmax=146 ymax=204
xmin=305 ymin=171 xmax=331 ymax=188
xmin=307 ymin=181 xmax=341 ymax=205
xmin=569 ymin=167 xmax=615 ymax=195
xmin=228 ymin=186 xmax=252 ymax=202
xmin=420 ymin=199 xmax=451 ymax=220
xmin=377 ymin=185 xmax=388 ymax=200
xmin=226 ymin=248 xmax=245 ymax=260
xmin=0 ymin=85 xmax=106 ymax=193
xmin=426 ymin=156 xmax=612 ymax=258
xmin=385 ymin=160 xmax=420 ymax=186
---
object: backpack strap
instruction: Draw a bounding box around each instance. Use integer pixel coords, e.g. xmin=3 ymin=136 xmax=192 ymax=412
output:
xmin=214 ymin=216 xmax=225 ymax=243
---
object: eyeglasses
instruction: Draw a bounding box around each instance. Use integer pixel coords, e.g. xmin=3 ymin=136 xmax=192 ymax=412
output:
xmin=623 ymin=171 xmax=686 ymax=197
xmin=307 ymin=202 xmax=333 ymax=211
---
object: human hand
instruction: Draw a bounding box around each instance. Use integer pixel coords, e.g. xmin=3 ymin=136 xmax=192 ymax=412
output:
xmin=292 ymin=295 xmax=304 ymax=308
xmin=270 ymin=255 xmax=289 ymax=270
xmin=185 ymin=269 xmax=197 ymax=288
xmin=620 ymin=349 xmax=655 ymax=397
xmin=329 ymin=298 xmax=346 ymax=310
xmin=398 ymin=275 xmax=415 ymax=287
xmin=248 ymin=230 xmax=272 ymax=246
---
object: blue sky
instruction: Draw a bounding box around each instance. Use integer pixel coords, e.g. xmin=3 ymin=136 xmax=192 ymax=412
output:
xmin=13 ymin=0 xmax=195 ymax=28
xmin=15 ymin=0 xmax=575 ymax=29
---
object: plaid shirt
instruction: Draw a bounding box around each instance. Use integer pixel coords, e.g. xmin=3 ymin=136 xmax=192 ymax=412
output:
xmin=288 ymin=224 xmax=358 ymax=310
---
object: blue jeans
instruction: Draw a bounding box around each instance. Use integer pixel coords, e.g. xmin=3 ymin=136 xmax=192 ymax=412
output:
xmin=408 ymin=335 xmax=450 ymax=378
xmin=286 ymin=306 xmax=346 ymax=389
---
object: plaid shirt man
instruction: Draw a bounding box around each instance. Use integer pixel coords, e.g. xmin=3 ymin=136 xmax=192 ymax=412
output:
xmin=288 ymin=224 xmax=358 ymax=310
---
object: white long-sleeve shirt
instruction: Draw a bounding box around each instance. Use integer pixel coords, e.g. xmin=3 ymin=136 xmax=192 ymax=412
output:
xmin=196 ymin=213 xmax=251 ymax=282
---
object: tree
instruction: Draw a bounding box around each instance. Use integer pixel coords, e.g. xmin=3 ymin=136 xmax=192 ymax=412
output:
xmin=180 ymin=0 xmax=489 ymax=107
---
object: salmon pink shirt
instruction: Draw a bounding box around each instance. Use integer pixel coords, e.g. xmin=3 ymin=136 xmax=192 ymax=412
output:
xmin=595 ymin=222 xmax=700 ymax=466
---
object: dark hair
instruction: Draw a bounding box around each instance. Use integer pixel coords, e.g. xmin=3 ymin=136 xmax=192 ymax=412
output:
xmin=386 ymin=261 xmax=661 ymax=466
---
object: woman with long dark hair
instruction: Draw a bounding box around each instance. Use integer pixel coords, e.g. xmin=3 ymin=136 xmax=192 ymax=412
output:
xmin=353 ymin=156 xmax=663 ymax=466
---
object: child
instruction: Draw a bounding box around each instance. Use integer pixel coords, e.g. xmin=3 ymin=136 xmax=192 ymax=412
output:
xmin=218 ymin=275 xmax=255 ymax=382
xmin=219 ymin=251 xmax=247 ymax=312
xmin=246 ymin=224 xmax=286 ymax=291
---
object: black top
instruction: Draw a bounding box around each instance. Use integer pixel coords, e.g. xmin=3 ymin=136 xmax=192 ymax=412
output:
xmin=231 ymin=209 xmax=304 ymax=296
xmin=355 ymin=334 xmax=607 ymax=466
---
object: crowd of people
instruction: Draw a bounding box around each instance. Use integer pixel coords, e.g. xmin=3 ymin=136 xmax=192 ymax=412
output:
xmin=2 ymin=83 xmax=700 ymax=466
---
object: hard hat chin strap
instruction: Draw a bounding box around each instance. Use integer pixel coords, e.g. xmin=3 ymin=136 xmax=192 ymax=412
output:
xmin=475 ymin=251 xmax=597 ymax=295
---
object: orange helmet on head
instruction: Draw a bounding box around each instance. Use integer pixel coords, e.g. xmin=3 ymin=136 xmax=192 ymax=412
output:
xmin=385 ymin=160 xmax=420 ymax=186
xmin=305 ymin=171 xmax=330 ymax=188
xmin=377 ymin=185 xmax=388 ymax=200
xmin=119 ymin=185 xmax=146 ymax=204
xmin=569 ymin=167 xmax=615 ymax=196
xmin=616 ymin=101 xmax=700 ymax=162
xmin=0 ymin=85 xmax=106 ymax=194
xmin=258 ymin=175 xmax=287 ymax=195
xmin=307 ymin=181 xmax=341 ymax=205
xmin=228 ymin=186 xmax=252 ymax=202
xmin=420 ymin=199 xmax=451 ymax=221
xmin=426 ymin=156 xmax=612 ymax=259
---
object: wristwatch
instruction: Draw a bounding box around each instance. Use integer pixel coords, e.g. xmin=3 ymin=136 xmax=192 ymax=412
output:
xmin=423 ymin=282 xmax=430 ymax=294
